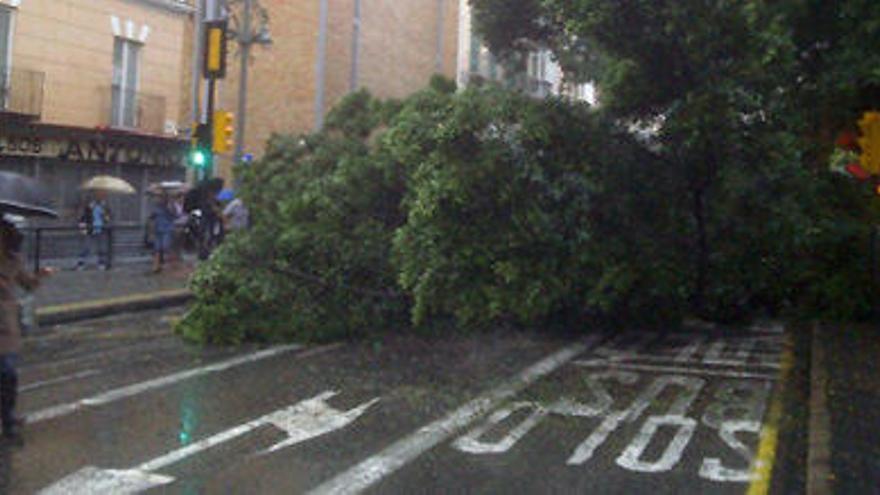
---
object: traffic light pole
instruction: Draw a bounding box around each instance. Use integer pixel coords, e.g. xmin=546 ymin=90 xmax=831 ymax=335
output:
xmin=205 ymin=77 xmax=216 ymax=180
xmin=233 ymin=0 xmax=252 ymax=167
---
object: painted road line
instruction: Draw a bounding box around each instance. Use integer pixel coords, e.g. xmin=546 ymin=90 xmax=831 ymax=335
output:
xmin=604 ymin=354 xmax=782 ymax=370
xmin=39 ymin=391 xmax=379 ymax=495
xmin=26 ymin=345 xmax=302 ymax=424
xmin=573 ymin=360 xmax=778 ymax=381
xmin=308 ymin=337 xmax=598 ymax=495
xmin=21 ymin=369 xmax=102 ymax=393
xmin=746 ymin=332 xmax=794 ymax=495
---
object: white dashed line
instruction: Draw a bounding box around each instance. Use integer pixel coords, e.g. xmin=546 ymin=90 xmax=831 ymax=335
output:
xmin=26 ymin=345 xmax=302 ymax=424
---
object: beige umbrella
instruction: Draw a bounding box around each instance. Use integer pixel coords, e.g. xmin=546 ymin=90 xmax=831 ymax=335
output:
xmin=81 ymin=175 xmax=136 ymax=195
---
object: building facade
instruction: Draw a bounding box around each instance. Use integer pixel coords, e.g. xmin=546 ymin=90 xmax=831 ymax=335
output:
xmin=0 ymin=0 xmax=194 ymax=223
xmin=212 ymin=0 xmax=459 ymax=180
xmin=455 ymin=0 xmax=594 ymax=103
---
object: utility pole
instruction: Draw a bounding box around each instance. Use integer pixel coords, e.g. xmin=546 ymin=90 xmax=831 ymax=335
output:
xmin=229 ymin=0 xmax=271 ymax=168
xmin=191 ymin=0 xmax=205 ymax=127
xmin=233 ymin=0 xmax=251 ymax=166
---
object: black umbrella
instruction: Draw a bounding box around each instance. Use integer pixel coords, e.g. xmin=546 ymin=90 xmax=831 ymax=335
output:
xmin=0 ymin=171 xmax=58 ymax=218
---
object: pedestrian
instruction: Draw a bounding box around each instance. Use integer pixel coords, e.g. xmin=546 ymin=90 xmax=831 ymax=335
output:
xmin=222 ymin=196 xmax=249 ymax=233
xmin=76 ymin=193 xmax=111 ymax=270
xmin=150 ymin=193 xmax=176 ymax=274
xmin=0 ymin=217 xmax=52 ymax=445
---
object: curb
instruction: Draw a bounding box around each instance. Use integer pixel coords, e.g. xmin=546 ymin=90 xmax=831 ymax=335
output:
xmin=36 ymin=288 xmax=193 ymax=326
xmin=807 ymin=322 xmax=832 ymax=495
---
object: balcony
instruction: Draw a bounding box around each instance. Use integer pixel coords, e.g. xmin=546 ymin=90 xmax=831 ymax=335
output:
xmin=102 ymin=86 xmax=167 ymax=135
xmin=0 ymin=67 xmax=45 ymax=119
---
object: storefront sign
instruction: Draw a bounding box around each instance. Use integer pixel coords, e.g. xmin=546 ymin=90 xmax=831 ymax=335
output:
xmin=0 ymin=134 xmax=186 ymax=167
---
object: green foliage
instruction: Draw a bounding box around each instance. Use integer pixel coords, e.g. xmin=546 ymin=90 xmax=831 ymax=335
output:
xmin=469 ymin=0 xmax=880 ymax=322
xmin=178 ymin=92 xmax=413 ymax=344
xmin=392 ymin=88 xmax=685 ymax=328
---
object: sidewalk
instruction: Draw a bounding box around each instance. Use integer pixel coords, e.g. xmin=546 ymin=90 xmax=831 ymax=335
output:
xmin=31 ymin=261 xmax=195 ymax=326
xmin=817 ymin=323 xmax=880 ymax=494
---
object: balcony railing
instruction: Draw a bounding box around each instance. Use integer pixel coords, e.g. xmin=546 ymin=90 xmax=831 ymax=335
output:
xmin=0 ymin=67 xmax=45 ymax=118
xmin=102 ymin=86 xmax=167 ymax=135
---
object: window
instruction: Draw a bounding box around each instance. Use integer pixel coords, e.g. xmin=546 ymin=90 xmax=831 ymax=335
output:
xmin=0 ymin=5 xmax=14 ymax=108
xmin=111 ymin=37 xmax=141 ymax=127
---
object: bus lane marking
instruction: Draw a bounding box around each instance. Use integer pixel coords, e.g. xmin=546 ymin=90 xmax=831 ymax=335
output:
xmin=39 ymin=390 xmax=379 ymax=495
xmin=449 ymin=331 xmax=782 ymax=482
xmin=307 ymin=337 xmax=599 ymax=495
xmin=26 ymin=345 xmax=302 ymax=424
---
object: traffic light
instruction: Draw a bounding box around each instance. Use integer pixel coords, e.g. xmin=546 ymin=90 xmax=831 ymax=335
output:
xmin=213 ymin=111 xmax=234 ymax=154
xmin=189 ymin=123 xmax=213 ymax=170
xmin=858 ymin=111 xmax=880 ymax=175
xmin=203 ymin=20 xmax=228 ymax=79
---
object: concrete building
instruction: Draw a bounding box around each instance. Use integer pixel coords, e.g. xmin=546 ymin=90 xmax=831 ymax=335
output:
xmin=213 ymin=0 xmax=459 ymax=180
xmin=0 ymin=0 xmax=194 ymax=223
xmin=455 ymin=0 xmax=594 ymax=103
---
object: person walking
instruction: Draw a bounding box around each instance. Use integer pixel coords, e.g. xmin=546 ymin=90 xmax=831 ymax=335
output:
xmin=222 ymin=194 xmax=250 ymax=233
xmin=150 ymin=193 xmax=176 ymax=274
xmin=0 ymin=218 xmax=51 ymax=445
xmin=76 ymin=194 xmax=111 ymax=270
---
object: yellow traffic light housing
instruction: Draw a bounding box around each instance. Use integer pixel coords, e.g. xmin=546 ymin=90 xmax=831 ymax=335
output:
xmin=203 ymin=20 xmax=228 ymax=79
xmin=857 ymin=111 xmax=880 ymax=175
xmin=212 ymin=111 xmax=234 ymax=154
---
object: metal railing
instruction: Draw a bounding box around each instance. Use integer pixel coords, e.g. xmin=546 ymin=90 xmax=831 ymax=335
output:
xmin=0 ymin=67 xmax=45 ymax=117
xmin=20 ymin=224 xmax=152 ymax=272
xmin=104 ymin=86 xmax=167 ymax=134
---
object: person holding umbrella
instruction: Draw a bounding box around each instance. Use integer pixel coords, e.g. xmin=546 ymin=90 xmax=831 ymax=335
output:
xmin=0 ymin=218 xmax=53 ymax=445
xmin=77 ymin=176 xmax=135 ymax=270
xmin=0 ymin=171 xmax=58 ymax=446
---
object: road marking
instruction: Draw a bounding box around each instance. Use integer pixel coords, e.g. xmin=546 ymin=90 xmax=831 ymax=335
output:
xmin=568 ymin=374 xmax=704 ymax=465
xmin=39 ymin=391 xmax=379 ymax=495
xmin=573 ymin=360 xmax=777 ymax=380
xmin=616 ymin=415 xmax=697 ymax=472
xmin=605 ymin=354 xmax=781 ymax=369
xmin=26 ymin=345 xmax=302 ymax=424
xmin=307 ymin=338 xmax=597 ymax=495
xmin=746 ymin=333 xmax=793 ymax=495
xmin=21 ymin=369 xmax=102 ymax=393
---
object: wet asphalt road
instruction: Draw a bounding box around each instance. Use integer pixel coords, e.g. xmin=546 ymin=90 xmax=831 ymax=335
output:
xmin=3 ymin=309 xmax=787 ymax=494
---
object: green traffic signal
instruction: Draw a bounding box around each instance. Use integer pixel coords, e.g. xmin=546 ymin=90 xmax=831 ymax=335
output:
xmin=188 ymin=147 xmax=212 ymax=169
xmin=191 ymin=148 xmax=207 ymax=167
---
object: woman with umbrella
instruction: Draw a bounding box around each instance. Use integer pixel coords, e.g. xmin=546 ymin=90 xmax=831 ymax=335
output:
xmin=77 ymin=176 xmax=135 ymax=270
xmin=0 ymin=171 xmax=57 ymax=446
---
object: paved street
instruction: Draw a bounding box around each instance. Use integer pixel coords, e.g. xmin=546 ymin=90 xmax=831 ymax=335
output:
xmin=2 ymin=309 xmax=789 ymax=494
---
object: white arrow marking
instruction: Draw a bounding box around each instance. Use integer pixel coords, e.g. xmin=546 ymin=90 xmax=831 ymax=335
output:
xmin=259 ymin=390 xmax=380 ymax=455
xmin=39 ymin=391 xmax=379 ymax=495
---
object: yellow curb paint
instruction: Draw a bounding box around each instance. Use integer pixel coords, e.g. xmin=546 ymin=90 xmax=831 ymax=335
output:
xmin=37 ymin=289 xmax=191 ymax=317
xmin=746 ymin=332 xmax=794 ymax=495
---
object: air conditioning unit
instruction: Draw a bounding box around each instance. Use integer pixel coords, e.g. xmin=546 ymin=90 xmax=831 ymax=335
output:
xmin=164 ymin=120 xmax=179 ymax=136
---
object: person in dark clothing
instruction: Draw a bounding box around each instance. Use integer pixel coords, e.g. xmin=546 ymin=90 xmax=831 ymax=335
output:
xmin=76 ymin=195 xmax=111 ymax=270
xmin=0 ymin=218 xmax=52 ymax=445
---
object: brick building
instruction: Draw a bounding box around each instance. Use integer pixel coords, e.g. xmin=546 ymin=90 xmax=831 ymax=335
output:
xmin=213 ymin=0 xmax=459 ymax=180
xmin=0 ymin=0 xmax=194 ymax=223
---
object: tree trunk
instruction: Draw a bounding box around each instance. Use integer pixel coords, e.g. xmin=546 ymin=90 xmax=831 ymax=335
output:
xmin=692 ymin=186 xmax=709 ymax=315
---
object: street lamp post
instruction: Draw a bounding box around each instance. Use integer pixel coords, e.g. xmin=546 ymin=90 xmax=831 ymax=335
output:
xmin=226 ymin=0 xmax=271 ymax=168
